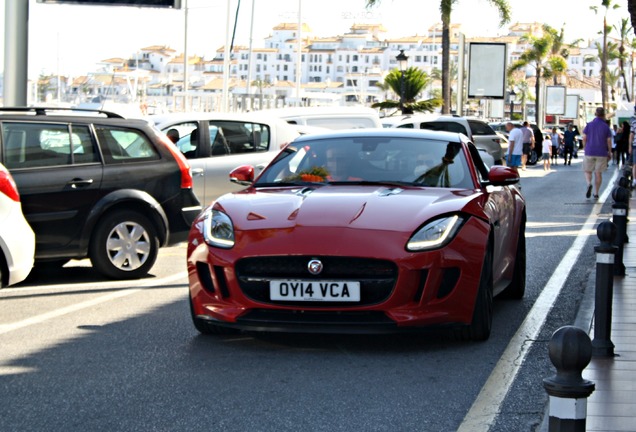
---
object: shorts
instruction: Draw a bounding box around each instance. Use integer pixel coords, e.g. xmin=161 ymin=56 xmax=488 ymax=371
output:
xmin=583 ymin=156 xmax=609 ymax=172
xmin=542 ymin=153 xmax=551 ymax=160
xmin=522 ymin=143 xmax=532 ymax=155
xmin=507 ymin=154 xmax=522 ymax=167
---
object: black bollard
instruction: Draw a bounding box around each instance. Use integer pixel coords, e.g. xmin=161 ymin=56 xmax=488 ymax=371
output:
xmin=593 ymin=221 xmax=617 ymax=357
xmin=618 ymin=176 xmax=631 ymax=190
xmin=612 ymin=187 xmax=629 ymax=276
xmin=543 ymin=326 xmax=595 ymax=432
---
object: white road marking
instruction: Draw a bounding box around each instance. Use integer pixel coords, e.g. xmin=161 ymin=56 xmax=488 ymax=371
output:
xmin=0 ymin=272 xmax=187 ymax=336
xmin=457 ymin=169 xmax=619 ymax=432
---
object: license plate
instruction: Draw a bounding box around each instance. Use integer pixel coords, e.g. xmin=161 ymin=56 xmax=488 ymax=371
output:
xmin=270 ymin=280 xmax=361 ymax=302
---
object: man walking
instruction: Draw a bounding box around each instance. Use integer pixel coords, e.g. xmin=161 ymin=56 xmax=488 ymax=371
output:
xmin=521 ymin=121 xmax=535 ymax=170
xmin=506 ymin=122 xmax=524 ymax=174
xmin=563 ymin=124 xmax=577 ymax=165
xmin=583 ymin=107 xmax=613 ymax=199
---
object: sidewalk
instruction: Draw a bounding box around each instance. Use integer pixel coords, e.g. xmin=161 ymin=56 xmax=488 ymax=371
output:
xmin=578 ymin=192 xmax=636 ymax=431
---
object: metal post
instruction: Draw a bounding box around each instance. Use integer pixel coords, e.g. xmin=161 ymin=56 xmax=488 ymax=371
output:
xmin=612 ymin=186 xmax=629 ymax=276
xmin=593 ymin=221 xmax=617 ymax=357
xmin=399 ymin=70 xmax=405 ymax=114
xmin=543 ymin=326 xmax=595 ymax=432
xmin=3 ymin=0 xmax=29 ymax=106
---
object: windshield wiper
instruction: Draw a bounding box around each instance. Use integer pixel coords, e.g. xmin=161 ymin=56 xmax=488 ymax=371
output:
xmin=329 ymin=180 xmax=415 ymax=188
xmin=255 ymin=181 xmax=324 ymax=187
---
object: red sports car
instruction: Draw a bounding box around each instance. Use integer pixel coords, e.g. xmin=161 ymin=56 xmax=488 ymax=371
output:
xmin=187 ymin=129 xmax=526 ymax=341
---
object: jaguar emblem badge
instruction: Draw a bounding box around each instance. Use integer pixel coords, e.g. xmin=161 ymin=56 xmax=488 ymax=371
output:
xmin=307 ymin=259 xmax=323 ymax=275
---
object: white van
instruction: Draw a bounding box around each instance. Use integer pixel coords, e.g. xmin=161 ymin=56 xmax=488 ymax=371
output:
xmin=260 ymin=106 xmax=383 ymax=130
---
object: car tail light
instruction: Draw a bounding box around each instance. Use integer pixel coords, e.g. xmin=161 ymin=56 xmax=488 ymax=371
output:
xmin=158 ymin=136 xmax=193 ymax=189
xmin=0 ymin=165 xmax=20 ymax=202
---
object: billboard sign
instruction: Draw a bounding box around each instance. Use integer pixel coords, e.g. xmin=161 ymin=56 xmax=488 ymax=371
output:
xmin=546 ymin=85 xmax=566 ymax=115
xmin=467 ymin=42 xmax=507 ymax=99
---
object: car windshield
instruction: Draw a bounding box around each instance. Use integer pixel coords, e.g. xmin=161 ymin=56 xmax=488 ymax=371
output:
xmin=256 ymin=136 xmax=474 ymax=189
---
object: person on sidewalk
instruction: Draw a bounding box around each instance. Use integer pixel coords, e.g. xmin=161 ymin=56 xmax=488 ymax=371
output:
xmin=550 ymin=127 xmax=563 ymax=166
xmin=618 ymin=120 xmax=631 ymax=166
xmin=582 ymin=107 xmax=613 ymax=199
xmin=563 ymin=124 xmax=577 ymax=165
xmin=542 ymin=135 xmax=552 ymax=171
xmin=629 ymin=106 xmax=636 ymax=186
xmin=521 ymin=121 xmax=535 ymax=170
xmin=506 ymin=122 xmax=524 ymax=174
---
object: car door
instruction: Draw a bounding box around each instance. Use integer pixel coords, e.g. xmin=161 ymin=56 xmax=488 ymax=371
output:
xmin=198 ymin=120 xmax=277 ymax=204
xmin=1 ymin=121 xmax=103 ymax=257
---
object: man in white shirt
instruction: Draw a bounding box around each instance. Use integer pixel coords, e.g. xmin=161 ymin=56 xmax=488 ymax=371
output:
xmin=506 ymin=122 xmax=524 ymax=174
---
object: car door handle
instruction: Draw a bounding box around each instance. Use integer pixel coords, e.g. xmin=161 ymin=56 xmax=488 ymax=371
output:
xmin=191 ymin=168 xmax=204 ymax=177
xmin=68 ymin=178 xmax=94 ymax=188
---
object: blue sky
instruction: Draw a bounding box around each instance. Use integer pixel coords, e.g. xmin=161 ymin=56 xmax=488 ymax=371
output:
xmin=0 ymin=0 xmax=630 ymax=78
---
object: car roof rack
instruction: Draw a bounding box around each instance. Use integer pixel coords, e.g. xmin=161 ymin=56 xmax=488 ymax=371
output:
xmin=0 ymin=106 xmax=125 ymax=119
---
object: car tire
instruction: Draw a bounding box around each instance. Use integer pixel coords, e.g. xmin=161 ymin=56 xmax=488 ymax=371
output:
xmin=89 ymin=210 xmax=159 ymax=279
xmin=501 ymin=222 xmax=526 ymax=300
xmin=189 ymin=295 xmax=239 ymax=335
xmin=457 ymin=247 xmax=493 ymax=342
xmin=527 ymin=149 xmax=539 ymax=165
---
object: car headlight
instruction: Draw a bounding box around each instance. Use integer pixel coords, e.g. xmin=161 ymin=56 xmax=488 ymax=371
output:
xmin=406 ymin=215 xmax=464 ymax=251
xmin=203 ymin=209 xmax=235 ymax=249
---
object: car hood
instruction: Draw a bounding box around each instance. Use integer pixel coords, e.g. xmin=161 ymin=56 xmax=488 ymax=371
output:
xmin=215 ymin=185 xmax=482 ymax=233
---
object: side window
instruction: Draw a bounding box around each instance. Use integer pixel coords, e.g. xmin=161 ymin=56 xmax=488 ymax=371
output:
xmin=161 ymin=122 xmax=198 ymax=156
xmin=397 ymin=123 xmax=414 ymax=129
xmin=2 ymin=122 xmax=97 ymax=169
xmin=209 ymin=121 xmax=270 ymax=154
xmin=469 ymin=120 xmax=496 ymax=136
xmin=96 ymin=126 xmax=160 ymax=163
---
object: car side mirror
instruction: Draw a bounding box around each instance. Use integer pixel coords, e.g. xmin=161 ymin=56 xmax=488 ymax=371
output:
xmin=487 ymin=165 xmax=519 ymax=186
xmin=230 ymin=165 xmax=255 ymax=185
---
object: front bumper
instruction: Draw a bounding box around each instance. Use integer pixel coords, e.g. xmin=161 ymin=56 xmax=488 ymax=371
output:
xmin=187 ymin=216 xmax=490 ymax=332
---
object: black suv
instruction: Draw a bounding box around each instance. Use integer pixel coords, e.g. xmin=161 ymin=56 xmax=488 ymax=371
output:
xmin=0 ymin=107 xmax=201 ymax=279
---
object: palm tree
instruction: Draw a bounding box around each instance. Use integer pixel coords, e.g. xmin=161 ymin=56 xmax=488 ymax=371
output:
xmin=614 ymin=18 xmax=633 ymax=101
xmin=366 ymin=0 xmax=511 ymax=114
xmin=372 ymin=67 xmax=442 ymax=114
xmin=591 ymin=0 xmax=621 ymax=111
xmin=508 ymin=33 xmax=552 ymax=126
xmin=606 ymin=67 xmax=621 ymax=103
xmin=583 ymin=41 xmax=620 ymax=98
xmin=543 ymin=24 xmax=583 ymax=85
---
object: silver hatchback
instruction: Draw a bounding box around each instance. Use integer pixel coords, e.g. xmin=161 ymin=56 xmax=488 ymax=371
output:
xmin=151 ymin=112 xmax=300 ymax=205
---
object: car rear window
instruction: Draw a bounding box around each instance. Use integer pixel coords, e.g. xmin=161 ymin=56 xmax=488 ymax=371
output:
xmin=469 ymin=120 xmax=497 ymax=136
xmin=419 ymin=121 xmax=468 ymax=136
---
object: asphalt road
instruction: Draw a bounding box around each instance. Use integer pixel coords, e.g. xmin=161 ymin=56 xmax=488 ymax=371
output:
xmin=0 ymin=156 xmax=618 ymax=432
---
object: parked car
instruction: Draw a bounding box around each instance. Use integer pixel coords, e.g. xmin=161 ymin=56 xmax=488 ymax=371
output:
xmin=150 ymin=112 xmax=300 ymax=205
xmin=0 ymin=107 xmax=201 ymax=279
xmin=0 ymin=163 xmax=35 ymax=286
xmin=260 ymin=106 xmax=383 ymax=130
xmin=187 ymin=128 xmax=526 ymax=341
xmin=382 ymin=114 xmax=504 ymax=164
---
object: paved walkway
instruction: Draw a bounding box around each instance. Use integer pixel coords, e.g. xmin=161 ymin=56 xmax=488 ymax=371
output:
xmin=579 ymin=191 xmax=636 ymax=431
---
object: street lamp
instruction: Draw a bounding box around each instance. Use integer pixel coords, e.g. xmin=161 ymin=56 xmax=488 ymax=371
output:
xmin=509 ymin=88 xmax=517 ymax=120
xmin=396 ymin=49 xmax=409 ymax=114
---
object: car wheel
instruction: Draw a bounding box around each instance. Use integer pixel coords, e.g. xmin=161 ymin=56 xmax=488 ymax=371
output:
xmin=89 ymin=210 xmax=159 ymax=279
xmin=457 ymin=247 xmax=493 ymax=342
xmin=189 ymin=295 xmax=239 ymax=335
xmin=501 ymin=223 xmax=526 ymax=299
xmin=527 ymin=149 xmax=539 ymax=165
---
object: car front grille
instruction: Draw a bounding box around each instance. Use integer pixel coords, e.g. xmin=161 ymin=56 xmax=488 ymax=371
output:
xmin=235 ymin=256 xmax=398 ymax=307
